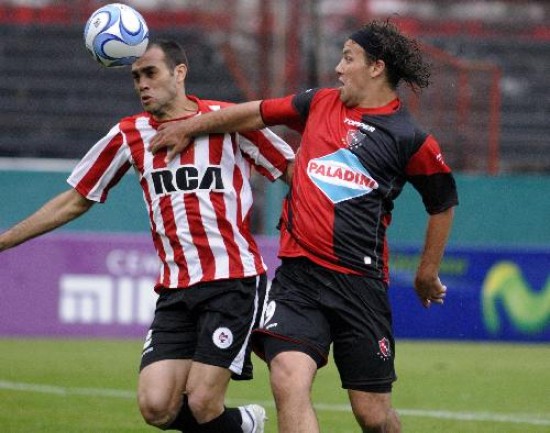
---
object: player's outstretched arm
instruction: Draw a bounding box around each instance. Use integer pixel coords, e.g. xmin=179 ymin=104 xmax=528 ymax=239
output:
xmin=414 ymin=207 xmax=455 ymax=308
xmin=149 ymin=101 xmax=264 ymax=163
xmin=0 ymin=189 xmax=94 ymax=252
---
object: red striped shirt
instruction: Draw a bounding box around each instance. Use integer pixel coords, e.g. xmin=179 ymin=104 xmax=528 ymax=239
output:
xmin=67 ymin=96 xmax=294 ymax=291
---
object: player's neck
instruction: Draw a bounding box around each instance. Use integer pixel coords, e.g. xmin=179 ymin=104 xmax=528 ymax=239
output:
xmin=172 ymin=96 xmax=199 ymax=118
xmin=154 ymin=97 xmax=199 ymax=121
xmin=356 ymin=87 xmax=397 ymax=109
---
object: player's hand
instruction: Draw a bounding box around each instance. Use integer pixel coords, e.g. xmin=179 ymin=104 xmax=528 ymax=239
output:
xmin=414 ymin=273 xmax=447 ymax=308
xmin=149 ymin=121 xmax=193 ymax=163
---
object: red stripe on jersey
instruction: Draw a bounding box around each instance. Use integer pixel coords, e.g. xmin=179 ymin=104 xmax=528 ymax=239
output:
xmin=260 ymin=96 xmax=305 ymax=133
xmin=231 ymin=133 xmax=238 ymax=155
xmin=140 ymin=177 xmax=170 ymax=288
xmin=240 ymin=130 xmax=288 ymax=181
xmin=180 ymin=136 xmax=195 ymax=164
xmin=230 ymin=131 xmax=261 ymax=275
xmin=231 ymin=135 xmax=264 ymax=272
xmin=161 ymin=195 xmax=190 ymax=287
xmin=96 ymin=119 xmax=139 ymax=201
xmin=75 ymin=132 xmax=124 ymax=200
xmin=209 ymin=134 xmax=244 ymax=276
xmin=120 ymin=117 xmax=145 ymax=167
xmin=153 ymin=151 xmax=190 ymax=288
xmin=184 ymin=193 xmax=216 ymax=281
xmin=209 ymin=133 xmax=224 ymax=165
xmin=406 ymin=135 xmax=452 ymax=176
xmin=121 ymin=118 xmax=145 ymax=170
xmin=380 ymin=213 xmax=392 ymax=284
xmin=233 ymin=160 xmax=263 ymax=273
xmin=101 ymin=162 xmax=132 ymax=202
xmin=211 ymin=191 xmax=245 ymax=277
xmin=184 ymin=133 xmax=220 ymax=281
xmin=241 ymin=209 xmax=264 ymax=273
xmin=125 ymin=118 xmax=169 ymax=289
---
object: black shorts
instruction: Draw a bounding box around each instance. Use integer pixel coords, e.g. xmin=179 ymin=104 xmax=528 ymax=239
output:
xmin=140 ymin=274 xmax=267 ymax=380
xmin=253 ymin=258 xmax=396 ymax=393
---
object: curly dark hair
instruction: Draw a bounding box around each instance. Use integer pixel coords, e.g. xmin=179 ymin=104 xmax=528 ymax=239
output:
xmin=350 ymin=20 xmax=431 ymax=92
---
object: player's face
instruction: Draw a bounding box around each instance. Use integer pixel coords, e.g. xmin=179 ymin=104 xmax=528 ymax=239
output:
xmin=335 ymin=40 xmax=372 ymax=107
xmin=131 ymin=47 xmax=181 ymax=119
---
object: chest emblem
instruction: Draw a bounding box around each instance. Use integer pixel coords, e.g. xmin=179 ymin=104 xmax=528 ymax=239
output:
xmin=345 ymin=129 xmax=366 ymax=150
xmin=307 ymin=149 xmax=378 ymax=203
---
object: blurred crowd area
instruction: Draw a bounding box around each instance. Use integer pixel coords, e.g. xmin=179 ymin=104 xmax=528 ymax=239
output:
xmin=0 ymin=0 xmax=549 ymax=174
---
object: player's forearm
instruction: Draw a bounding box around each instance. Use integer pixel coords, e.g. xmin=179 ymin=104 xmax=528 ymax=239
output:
xmin=415 ymin=207 xmax=455 ymax=280
xmin=193 ymin=101 xmax=265 ymax=134
xmin=0 ymin=189 xmax=93 ymax=252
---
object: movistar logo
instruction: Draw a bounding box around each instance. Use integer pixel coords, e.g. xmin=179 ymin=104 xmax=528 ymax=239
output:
xmin=307 ymin=149 xmax=378 ymax=203
xmin=482 ymin=261 xmax=550 ymax=335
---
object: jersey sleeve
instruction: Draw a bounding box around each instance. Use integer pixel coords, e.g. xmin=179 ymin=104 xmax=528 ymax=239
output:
xmin=260 ymin=94 xmax=306 ymax=133
xmin=67 ymin=123 xmax=132 ymax=203
xmin=238 ymin=128 xmax=295 ymax=181
xmin=405 ymin=135 xmax=459 ymax=214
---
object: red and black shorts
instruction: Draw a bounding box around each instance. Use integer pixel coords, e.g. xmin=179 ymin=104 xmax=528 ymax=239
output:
xmin=140 ymin=274 xmax=267 ymax=380
xmin=253 ymin=258 xmax=396 ymax=393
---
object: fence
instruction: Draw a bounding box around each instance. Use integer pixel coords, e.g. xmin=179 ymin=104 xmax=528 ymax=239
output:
xmin=0 ymin=0 xmax=549 ymax=172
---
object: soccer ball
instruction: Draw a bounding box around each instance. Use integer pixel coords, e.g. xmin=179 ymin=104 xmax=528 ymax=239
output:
xmin=84 ymin=3 xmax=149 ymax=68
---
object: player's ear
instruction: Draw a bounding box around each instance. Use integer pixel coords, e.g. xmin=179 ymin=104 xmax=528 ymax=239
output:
xmin=371 ymin=58 xmax=386 ymax=78
xmin=175 ymin=63 xmax=188 ymax=83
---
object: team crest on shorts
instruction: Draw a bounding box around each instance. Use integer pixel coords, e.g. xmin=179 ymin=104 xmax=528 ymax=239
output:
xmin=377 ymin=337 xmax=392 ymax=361
xmin=212 ymin=327 xmax=233 ymax=349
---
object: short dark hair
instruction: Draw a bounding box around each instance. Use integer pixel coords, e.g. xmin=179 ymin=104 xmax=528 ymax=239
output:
xmin=148 ymin=39 xmax=189 ymax=70
xmin=349 ymin=20 xmax=431 ymax=91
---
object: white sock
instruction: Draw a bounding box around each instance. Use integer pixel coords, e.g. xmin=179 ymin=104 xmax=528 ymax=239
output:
xmin=239 ymin=406 xmax=254 ymax=433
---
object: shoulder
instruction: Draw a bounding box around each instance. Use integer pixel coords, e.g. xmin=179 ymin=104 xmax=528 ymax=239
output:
xmin=294 ymin=87 xmax=337 ymax=104
xmin=197 ymin=98 xmax=233 ymax=113
xmin=292 ymin=87 xmax=339 ymax=117
xmin=117 ymin=112 xmax=152 ymax=132
xmin=391 ymin=106 xmax=430 ymax=150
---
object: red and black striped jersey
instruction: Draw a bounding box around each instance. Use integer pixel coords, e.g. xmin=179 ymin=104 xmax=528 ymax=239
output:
xmin=260 ymin=88 xmax=458 ymax=282
xmin=68 ymin=95 xmax=294 ymax=291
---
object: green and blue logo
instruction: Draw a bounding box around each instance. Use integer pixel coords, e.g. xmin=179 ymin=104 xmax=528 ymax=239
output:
xmin=482 ymin=261 xmax=550 ymax=335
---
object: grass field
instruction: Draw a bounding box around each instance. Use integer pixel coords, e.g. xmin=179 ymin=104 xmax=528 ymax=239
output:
xmin=0 ymin=339 xmax=549 ymax=432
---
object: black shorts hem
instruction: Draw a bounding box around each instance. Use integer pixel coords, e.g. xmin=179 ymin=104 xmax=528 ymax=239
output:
xmin=342 ymin=376 xmax=397 ymax=393
xmin=252 ymin=329 xmax=328 ymax=368
xmin=139 ymin=353 xmax=190 ymax=372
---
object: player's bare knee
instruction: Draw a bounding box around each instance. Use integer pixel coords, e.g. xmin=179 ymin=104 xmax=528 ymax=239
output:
xmin=138 ymin=391 xmax=179 ymax=428
xmin=269 ymin=357 xmax=311 ymax=401
xmin=356 ymin=416 xmax=386 ymax=433
xmin=355 ymin=409 xmax=400 ymax=433
xmin=186 ymin=388 xmax=222 ymax=422
xmin=140 ymin=408 xmax=174 ymax=428
xmin=269 ymin=362 xmax=295 ymax=393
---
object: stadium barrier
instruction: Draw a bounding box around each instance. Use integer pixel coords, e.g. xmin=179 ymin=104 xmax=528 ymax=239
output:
xmin=1 ymin=233 xmax=548 ymax=342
